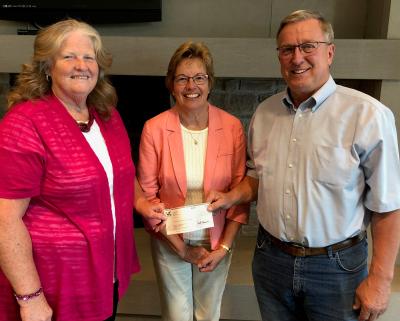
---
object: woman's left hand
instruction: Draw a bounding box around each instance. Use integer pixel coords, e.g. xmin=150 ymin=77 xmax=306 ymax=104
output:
xmin=197 ymin=248 xmax=228 ymax=272
xmin=136 ymin=199 xmax=167 ymax=232
xmin=134 ymin=177 xmax=167 ymax=231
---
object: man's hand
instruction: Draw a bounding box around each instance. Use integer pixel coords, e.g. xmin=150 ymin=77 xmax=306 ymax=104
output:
xmin=353 ymin=274 xmax=390 ymax=321
xmin=206 ymin=190 xmax=235 ymax=212
xmin=206 ymin=176 xmax=259 ymax=213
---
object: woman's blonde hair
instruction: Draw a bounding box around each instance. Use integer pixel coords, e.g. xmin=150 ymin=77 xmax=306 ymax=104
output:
xmin=7 ymin=19 xmax=117 ymax=119
xmin=165 ymin=41 xmax=215 ymax=93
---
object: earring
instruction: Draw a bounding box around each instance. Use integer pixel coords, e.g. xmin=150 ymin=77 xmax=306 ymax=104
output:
xmin=46 ymin=74 xmax=50 ymax=82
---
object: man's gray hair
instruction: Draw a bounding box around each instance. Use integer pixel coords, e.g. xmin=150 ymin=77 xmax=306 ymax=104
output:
xmin=276 ymin=9 xmax=334 ymax=43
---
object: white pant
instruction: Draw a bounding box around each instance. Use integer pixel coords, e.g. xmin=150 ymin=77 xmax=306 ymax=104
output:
xmin=151 ymin=237 xmax=232 ymax=321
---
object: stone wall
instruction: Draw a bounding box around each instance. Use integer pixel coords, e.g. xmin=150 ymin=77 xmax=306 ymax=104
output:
xmin=210 ymin=78 xmax=286 ymax=131
xmin=209 ymin=77 xmax=287 ymax=235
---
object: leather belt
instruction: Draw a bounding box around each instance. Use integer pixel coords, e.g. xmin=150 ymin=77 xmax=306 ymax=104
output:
xmin=263 ymin=228 xmax=366 ymax=257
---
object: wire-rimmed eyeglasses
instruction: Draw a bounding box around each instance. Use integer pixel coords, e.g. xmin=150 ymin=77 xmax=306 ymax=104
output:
xmin=276 ymin=41 xmax=332 ymax=57
xmin=174 ymin=73 xmax=209 ymax=86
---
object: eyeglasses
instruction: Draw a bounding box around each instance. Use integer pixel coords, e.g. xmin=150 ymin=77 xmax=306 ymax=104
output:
xmin=276 ymin=41 xmax=331 ymax=57
xmin=174 ymin=73 xmax=209 ymax=86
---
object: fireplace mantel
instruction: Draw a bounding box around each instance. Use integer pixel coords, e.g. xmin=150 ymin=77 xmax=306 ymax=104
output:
xmin=0 ymin=35 xmax=399 ymax=80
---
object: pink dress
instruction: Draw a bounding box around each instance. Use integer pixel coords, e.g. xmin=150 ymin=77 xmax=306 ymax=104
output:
xmin=0 ymin=94 xmax=140 ymax=321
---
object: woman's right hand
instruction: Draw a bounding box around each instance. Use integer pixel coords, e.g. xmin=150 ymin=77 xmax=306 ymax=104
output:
xmin=182 ymin=245 xmax=210 ymax=265
xmin=19 ymin=294 xmax=53 ymax=321
xmin=0 ymin=198 xmax=52 ymax=321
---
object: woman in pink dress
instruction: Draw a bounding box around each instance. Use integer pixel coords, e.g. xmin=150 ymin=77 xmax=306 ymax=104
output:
xmin=0 ymin=19 xmax=165 ymax=321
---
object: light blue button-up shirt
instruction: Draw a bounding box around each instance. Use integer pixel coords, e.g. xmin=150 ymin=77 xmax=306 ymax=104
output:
xmin=247 ymin=76 xmax=400 ymax=247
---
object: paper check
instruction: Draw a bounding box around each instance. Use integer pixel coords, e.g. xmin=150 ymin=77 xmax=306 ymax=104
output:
xmin=165 ymin=203 xmax=214 ymax=235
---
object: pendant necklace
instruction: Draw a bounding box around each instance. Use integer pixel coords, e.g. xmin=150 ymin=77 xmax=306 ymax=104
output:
xmin=77 ymin=111 xmax=94 ymax=132
xmin=189 ymin=132 xmax=199 ymax=145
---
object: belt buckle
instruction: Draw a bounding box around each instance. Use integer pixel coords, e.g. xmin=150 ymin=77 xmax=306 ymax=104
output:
xmin=291 ymin=243 xmax=306 ymax=257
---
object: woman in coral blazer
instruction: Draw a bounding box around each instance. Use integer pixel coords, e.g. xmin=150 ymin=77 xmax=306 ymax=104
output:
xmin=137 ymin=41 xmax=249 ymax=321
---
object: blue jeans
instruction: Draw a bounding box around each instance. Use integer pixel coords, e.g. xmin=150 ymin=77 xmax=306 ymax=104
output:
xmin=252 ymin=226 xmax=368 ymax=321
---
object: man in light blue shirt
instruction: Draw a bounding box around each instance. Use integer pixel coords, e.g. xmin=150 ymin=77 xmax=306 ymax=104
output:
xmin=207 ymin=9 xmax=400 ymax=321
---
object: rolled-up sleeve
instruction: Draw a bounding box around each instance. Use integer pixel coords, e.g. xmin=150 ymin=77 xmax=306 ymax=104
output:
xmin=356 ymin=106 xmax=400 ymax=213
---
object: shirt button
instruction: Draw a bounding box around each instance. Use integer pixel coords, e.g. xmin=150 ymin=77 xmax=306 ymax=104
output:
xmin=286 ymin=215 xmax=290 ymax=219
xmin=292 ymin=138 xmax=297 ymax=142
xmin=285 ymin=189 xmax=290 ymax=194
xmin=288 ymin=163 xmax=293 ymax=168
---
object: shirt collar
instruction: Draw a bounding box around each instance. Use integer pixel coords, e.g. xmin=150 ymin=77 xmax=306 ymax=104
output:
xmin=282 ymin=75 xmax=337 ymax=112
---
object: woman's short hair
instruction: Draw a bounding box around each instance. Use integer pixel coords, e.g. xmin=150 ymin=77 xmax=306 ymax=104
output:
xmin=8 ymin=19 xmax=117 ymax=119
xmin=165 ymin=41 xmax=215 ymax=93
xmin=276 ymin=9 xmax=334 ymax=43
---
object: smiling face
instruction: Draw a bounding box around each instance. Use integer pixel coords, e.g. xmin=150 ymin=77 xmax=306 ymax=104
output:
xmin=50 ymin=30 xmax=99 ymax=107
xmin=172 ymin=57 xmax=210 ymax=112
xmin=277 ymin=18 xmax=335 ymax=106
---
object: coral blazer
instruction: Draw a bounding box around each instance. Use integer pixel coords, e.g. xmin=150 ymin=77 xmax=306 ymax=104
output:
xmin=138 ymin=104 xmax=249 ymax=249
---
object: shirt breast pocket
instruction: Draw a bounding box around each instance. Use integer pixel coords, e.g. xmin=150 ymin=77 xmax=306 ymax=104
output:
xmin=312 ymin=145 xmax=355 ymax=187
